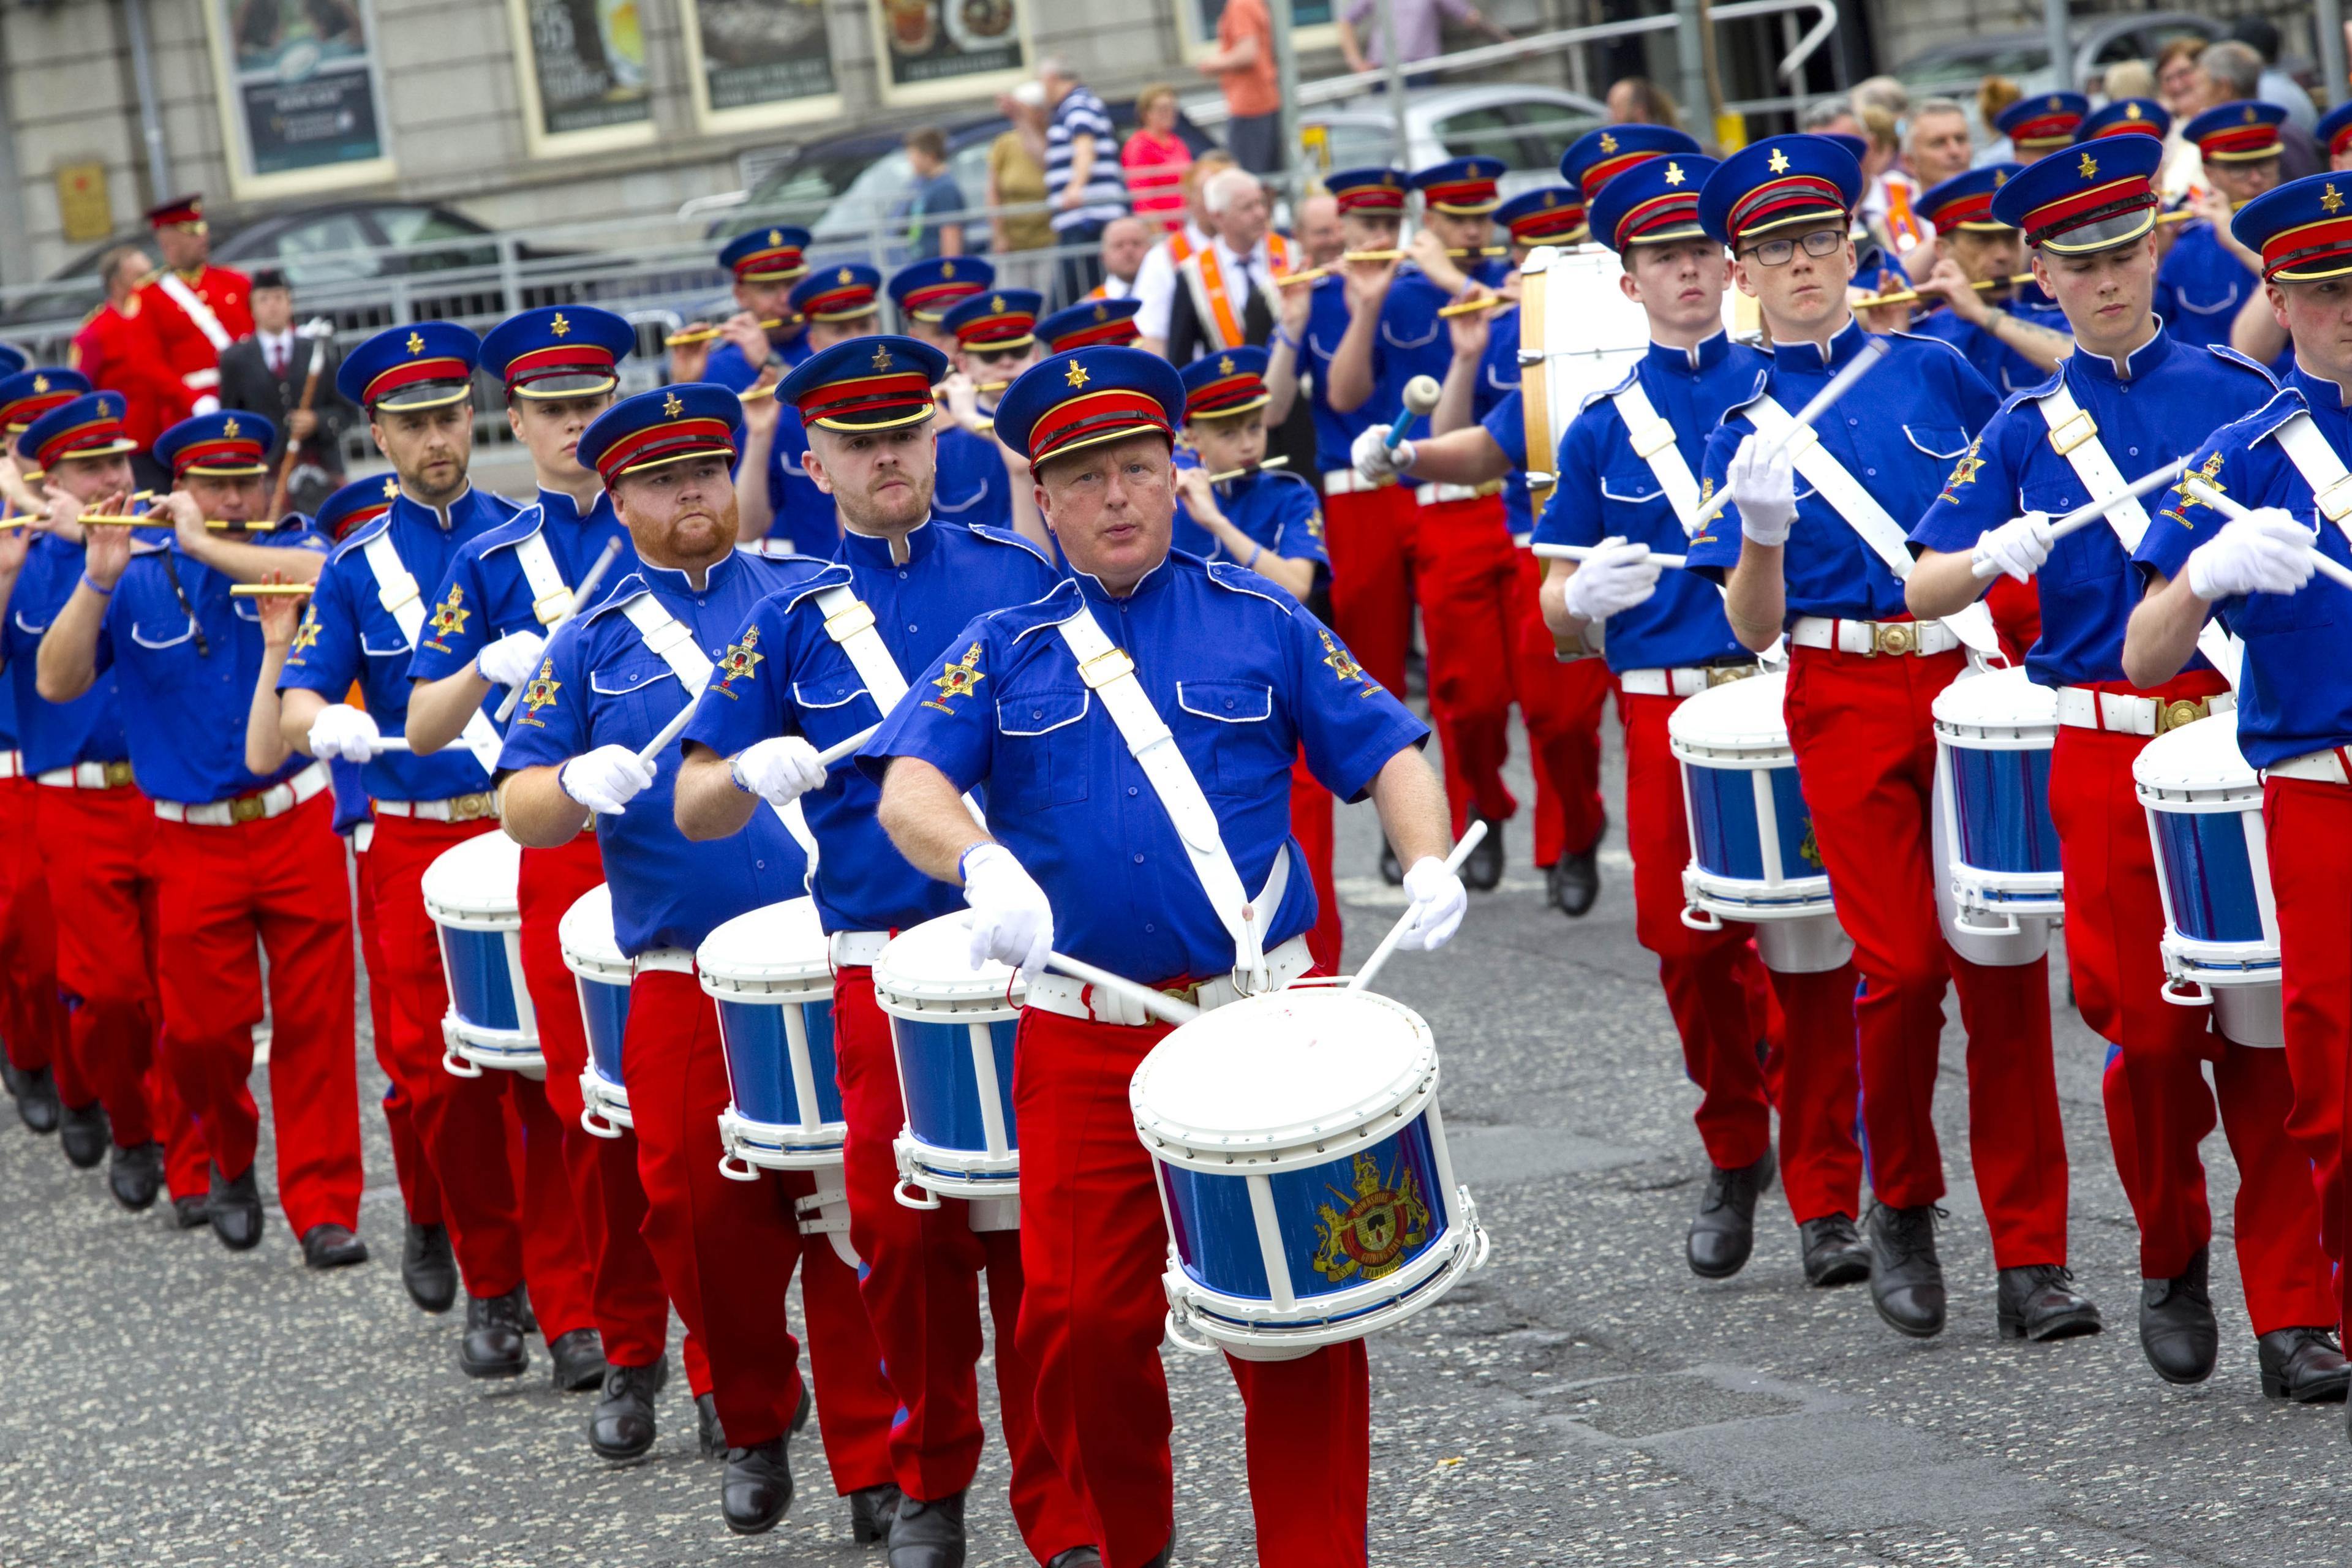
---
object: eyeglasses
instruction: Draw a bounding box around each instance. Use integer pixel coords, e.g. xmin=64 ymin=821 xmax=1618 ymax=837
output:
xmin=1741 ymin=228 xmax=1846 ymax=267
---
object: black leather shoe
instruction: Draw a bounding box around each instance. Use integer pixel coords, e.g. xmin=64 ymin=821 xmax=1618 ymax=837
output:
xmin=2259 ymin=1326 xmax=2351 ymax=1402
xmin=721 ymin=1436 xmax=795 ymax=1536
xmin=172 ymin=1193 xmax=210 ymax=1229
xmin=1046 ymin=1552 xmax=1104 ymax=1568
xmin=696 ymin=1392 xmax=726 ymax=1458
xmin=107 ymin=1140 xmax=161 ymax=1212
xmin=401 ymin=1218 xmax=458 ymax=1314
xmin=301 ymin=1223 xmax=369 ymax=1269
xmin=1463 ymin=815 xmax=1505 ymax=892
xmin=458 ymin=1286 xmax=530 ymax=1379
xmin=2139 ymin=1248 xmax=2218 ymax=1385
xmin=58 ymin=1101 xmax=108 ymax=1167
xmin=1 ymin=1054 xmax=16 ymax=1100
xmin=1686 ymin=1148 xmax=1775 ymax=1280
xmin=1865 ymin=1203 xmax=1946 ymax=1338
xmin=208 ymin=1163 xmax=264 ymax=1251
xmin=550 ymin=1327 xmax=608 ymax=1392
xmin=1997 ymin=1264 xmax=2103 ymax=1342
xmin=851 ymin=1482 xmax=900 ymax=1546
xmin=1548 ymin=847 xmax=1600 ymax=916
xmin=589 ymin=1357 xmax=668 ymax=1462
xmin=1140 ymin=1528 xmax=1176 ymax=1568
xmin=14 ymin=1064 xmax=58 ymax=1133
xmin=1378 ymin=839 xmax=1403 ymax=886
xmin=1799 ymin=1213 xmax=1871 ymax=1287
xmin=889 ymin=1488 xmax=963 ymax=1567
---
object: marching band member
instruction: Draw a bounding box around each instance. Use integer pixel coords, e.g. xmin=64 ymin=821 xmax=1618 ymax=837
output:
xmin=1534 ymin=152 xmax=1869 ymax=1286
xmin=1905 ymin=138 xmax=2343 ymax=1395
xmin=864 ymin=345 xmax=1466 ymax=1568
xmin=932 ymin=288 xmax=1047 ymax=545
xmin=1688 ymin=137 xmax=2101 ymax=1344
xmin=685 ymin=227 xmax=815 ymax=393
xmin=2156 ymin=104 xmax=2285 ymax=353
xmin=1036 ymin=297 xmax=1143 ymax=355
xmin=499 ymin=383 xmax=900 ymax=1539
xmin=35 ymin=410 xmax=371 ymax=1267
xmin=138 ymin=195 xmax=252 ymax=418
xmin=2123 ymin=170 xmax=2352 ymax=1427
xmin=888 ymin=256 xmax=993 ymax=357
xmin=277 ymin=323 xmax=599 ymax=1381
xmin=673 ymin=337 xmax=1091 ymax=1568
xmin=734 ymin=263 xmax=888 ymax=555
xmin=1996 ymin=92 xmax=2090 ymax=160
xmin=1905 ymin=166 xmax=2074 ymax=394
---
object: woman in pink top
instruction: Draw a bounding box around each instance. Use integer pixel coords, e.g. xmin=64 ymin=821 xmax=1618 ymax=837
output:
xmin=1121 ymin=83 xmax=1192 ymax=232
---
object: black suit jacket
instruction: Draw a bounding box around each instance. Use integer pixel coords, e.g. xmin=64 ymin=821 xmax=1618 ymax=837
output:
xmin=217 ymin=333 xmax=359 ymax=513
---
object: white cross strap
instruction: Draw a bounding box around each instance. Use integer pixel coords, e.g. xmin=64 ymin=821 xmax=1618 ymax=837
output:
xmin=360 ymin=530 xmax=502 ymax=772
xmin=1609 ymin=378 xmax=1704 ymax=529
xmin=510 ymin=529 xmax=572 ymax=625
xmin=812 ymin=579 xmax=984 ymax=826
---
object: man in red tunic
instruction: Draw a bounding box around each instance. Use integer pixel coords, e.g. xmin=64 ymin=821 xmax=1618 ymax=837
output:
xmin=139 ymin=195 xmax=254 ymax=417
xmin=70 ymin=246 xmax=193 ymax=464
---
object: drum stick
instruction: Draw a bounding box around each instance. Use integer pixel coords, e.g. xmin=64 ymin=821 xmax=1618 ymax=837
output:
xmin=1385 ymin=375 xmax=1442 ymax=452
xmin=666 ymin=317 xmax=791 ymax=347
xmin=2180 ymin=477 xmax=2352 ymax=594
xmin=1683 ymin=339 xmax=1888 ymax=534
xmin=1043 ymin=951 xmax=1200 ymax=1027
xmin=1436 ymin=296 xmax=1504 ymax=318
xmin=1346 ymin=818 xmax=1490 ymax=995
xmin=1969 ymin=457 xmax=2191 ymax=580
xmin=229 ymin=582 xmax=317 ymax=597
xmin=371 ymin=737 xmax=412 ymax=753
xmin=1531 ymin=541 xmax=1687 ymax=569
xmin=1204 ymin=454 xmax=1289 ymax=484
xmin=494 ymin=538 xmax=628 ymax=721
xmin=815 ymin=723 xmax=881 ymax=769
xmin=636 ymin=691 xmax=704 ymax=769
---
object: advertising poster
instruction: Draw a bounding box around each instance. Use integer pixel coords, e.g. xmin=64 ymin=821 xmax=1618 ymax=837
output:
xmin=875 ymin=0 xmax=1030 ymax=105
xmin=515 ymin=0 xmax=655 ymax=146
xmin=216 ymin=0 xmax=393 ymax=182
xmin=686 ymin=0 xmax=837 ymax=115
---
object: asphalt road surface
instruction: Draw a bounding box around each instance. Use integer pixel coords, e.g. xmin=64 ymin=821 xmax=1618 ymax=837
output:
xmin=2 ymin=714 xmax=2348 ymax=1568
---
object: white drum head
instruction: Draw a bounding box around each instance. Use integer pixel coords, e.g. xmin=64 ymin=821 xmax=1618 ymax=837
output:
xmin=558 ymin=884 xmax=630 ymax=980
xmin=420 ymin=829 xmax=521 ymax=925
xmin=1666 ymin=671 xmax=1790 ymax=762
xmin=2135 ymin=708 xmax=2256 ymax=798
xmin=875 ymin=912 xmax=1025 ymax=1008
xmin=698 ymin=897 xmax=829 ymax=986
xmin=1931 ymin=665 xmax=2058 ymax=738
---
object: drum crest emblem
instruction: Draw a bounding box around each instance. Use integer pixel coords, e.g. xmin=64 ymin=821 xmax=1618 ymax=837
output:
xmin=519 ymin=659 xmax=562 ymax=726
xmin=1798 ymin=818 xmax=1823 ymax=869
xmin=925 ymin=642 xmax=987 ymax=712
xmin=1312 ymin=1150 xmax=1431 ymax=1283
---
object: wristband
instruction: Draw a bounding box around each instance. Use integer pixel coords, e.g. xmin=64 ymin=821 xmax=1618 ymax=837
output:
xmin=728 ymin=753 xmax=753 ymax=795
xmin=79 ymin=571 xmax=113 ymax=597
xmin=1245 ymin=544 xmax=1264 ymax=570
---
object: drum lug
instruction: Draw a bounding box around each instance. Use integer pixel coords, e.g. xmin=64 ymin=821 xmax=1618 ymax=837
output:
xmin=717 ymin=1153 xmax=764 ymax=1183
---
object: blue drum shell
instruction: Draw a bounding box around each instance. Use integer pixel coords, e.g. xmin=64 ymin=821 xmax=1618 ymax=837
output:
xmin=717 ymin=996 xmax=843 ymax=1129
xmin=576 ymin=975 xmax=630 ymax=1086
xmin=1949 ymin=746 xmax=2061 ymax=876
xmin=1159 ymin=1117 xmax=1448 ymax=1305
xmin=1684 ymin=762 xmax=1816 ymax=881
xmin=2152 ymin=808 xmax=2266 ymax=946
xmin=894 ymin=1016 xmax=1019 ymax=1155
xmin=442 ymin=928 xmax=521 ymax=1033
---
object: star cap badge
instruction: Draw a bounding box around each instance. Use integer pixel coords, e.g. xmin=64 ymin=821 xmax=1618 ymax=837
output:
xmin=663 ymin=391 xmax=684 ymax=417
xmin=1597 ymin=132 xmax=1618 ymax=154
xmin=768 ymin=228 xmax=783 ymax=246
xmin=31 ymin=374 xmax=47 ymax=393
xmin=2078 ymin=151 xmax=2098 ymax=179
xmin=405 ymin=331 xmax=425 ymax=355
xmin=2327 ymin=184 xmax=2346 ymax=216
xmin=1663 ymin=161 xmax=1686 ymax=186
xmin=1767 ymin=147 xmax=1790 ymax=175
xmin=922 ymin=643 xmax=987 ymax=712
xmin=1218 ymin=354 xmax=1235 ymax=374
xmin=941 ymin=260 xmax=956 ymax=278
xmin=990 ymin=293 xmax=1006 ymax=312
xmin=381 ymin=477 xmax=400 ymax=500
xmin=837 ymin=266 xmax=854 ymax=284
xmin=2125 ymin=102 xmax=2143 ymax=119
xmin=1065 ymin=361 xmax=1088 ymax=388
xmin=1091 ymin=304 xmax=1108 ymax=322
xmin=871 ymin=344 xmax=894 ymax=371
xmin=549 ymin=312 xmax=570 ymax=337
xmin=222 ymin=416 xmax=239 ymax=438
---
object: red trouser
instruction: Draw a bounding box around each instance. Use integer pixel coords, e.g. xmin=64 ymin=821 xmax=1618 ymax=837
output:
xmin=1289 ymin=754 xmax=1343 ymax=972
xmin=1782 ymin=645 xmax=2068 ymax=1267
xmin=356 ymin=837 xmax=443 ymax=1228
xmin=2052 ymin=707 xmax=2333 ymax=1325
xmin=1016 ymin=1005 xmax=1370 ymax=1568
xmin=2263 ymin=777 xmax=2352 ymax=1330
xmin=625 ymin=968 xmax=895 ymax=1482
xmin=369 ymin=813 xmax=594 ymax=1333
xmin=518 ymin=835 xmax=677 ymax=1372
xmin=1412 ymin=497 xmax=1519 ymax=835
xmin=0 ymin=776 xmax=67 ymax=1080
xmin=149 ymin=790 xmax=364 ymax=1237
xmin=833 ymin=968 xmax=1088 ymax=1552
xmin=1511 ymin=551 xmax=1610 ymax=866
xmin=1620 ymin=688 xmax=1863 ymax=1221
xmin=1322 ymin=483 xmax=1417 ymax=699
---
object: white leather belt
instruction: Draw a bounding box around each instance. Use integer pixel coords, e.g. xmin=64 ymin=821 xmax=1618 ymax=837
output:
xmin=372 ymin=791 xmax=500 ymax=823
xmin=1789 ymin=616 xmax=1961 ymax=658
xmin=154 ymin=761 xmax=330 ymax=826
xmin=1322 ymin=469 xmax=1395 ymax=497
xmin=2263 ymin=748 xmax=2352 ymax=785
xmin=1415 ymin=480 xmax=1505 ymax=505
xmin=351 ymin=821 xmax=374 ymax=853
xmin=1619 ymin=663 xmax=1763 ymax=698
xmin=1023 ymin=936 xmax=1314 ymax=1027
xmin=2056 ymin=687 xmax=2235 ymax=737
xmin=829 ymin=930 xmax=892 ymax=968
xmin=36 ymin=760 xmax=136 ymax=790
xmin=0 ymin=750 xmax=19 ymax=780
xmin=635 ymin=946 xmax=696 ymax=974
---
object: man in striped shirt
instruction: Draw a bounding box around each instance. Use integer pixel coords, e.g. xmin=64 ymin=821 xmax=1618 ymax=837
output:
xmin=1041 ymin=58 xmax=1130 ymax=304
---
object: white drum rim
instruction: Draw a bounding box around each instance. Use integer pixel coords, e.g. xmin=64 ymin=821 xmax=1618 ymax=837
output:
xmin=2136 ymin=782 xmax=2263 ymax=811
xmin=718 ymin=1107 xmax=846 ymax=1171
xmin=1167 ymin=1217 xmax=1482 ymax=1358
xmin=420 ymin=832 xmax=521 ymax=927
xmin=2132 ymin=709 xmax=2255 ymax=796
xmin=1665 ymin=673 xmax=1794 ymax=768
xmin=1934 ymin=722 xmax=2058 ymax=749
xmin=1683 ymin=864 xmax=1837 ymax=922
xmin=875 ymin=914 xmax=1028 ymax=1014
xmin=696 ymin=898 xmax=832 ymax=992
xmin=1167 ymin=1206 xmax=1469 ymax=1326
xmin=559 ymin=884 xmax=633 ymax=982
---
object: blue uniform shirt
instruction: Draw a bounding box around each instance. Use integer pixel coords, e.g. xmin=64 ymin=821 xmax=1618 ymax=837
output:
xmin=1687 ymin=320 xmax=1999 ymax=622
xmin=933 ymin=424 xmax=1016 ymax=533
xmin=1909 ymin=298 xmax=2075 ymax=398
xmin=1367 ymin=261 xmax=1511 ymax=438
xmin=95 ymin=528 xmax=329 ymax=804
xmin=4 ymin=533 xmax=129 ymax=773
xmin=1302 ymin=275 xmax=1378 ymax=476
xmin=1170 ymin=459 xmax=1329 ymax=579
xmin=2154 ymin=221 xmax=2255 ymax=352
xmin=1534 ymin=333 xmax=1767 ymax=674
xmin=754 ymin=402 xmax=840 ymax=555
xmin=682 ymin=518 xmax=1059 ymax=935
xmin=499 ymin=554 xmax=817 ymax=956
xmin=278 ymin=485 xmax=519 ymax=800
xmin=407 ymin=488 xmax=636 ymax=693
xmin=859 ymin=554 xmax=1428 ymax=981
xmin=1910 ymin=328 xmax=2273 ymax=688
xmin=2133 ymin=367 xmax=2352 ymax=767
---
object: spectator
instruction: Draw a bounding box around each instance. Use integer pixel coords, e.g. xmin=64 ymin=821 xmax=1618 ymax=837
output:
xmin=1128 ymin=149 xmax=1236 ymax=326
xmin=893 ymin=126 xmax=965 ymax=261
xmin=2228 ymin=15 xmax=2320 ymax=134
xmin=2199 ymin=40 xmax=2321 ymax=179
xmin=1122 ymin=84 xmax=1193 ymax=232
xmin=1336 ymin=0 xmax=1510 ymax=78
xmin=1975 ymin=75 xmax=2021 ymax=164
xmin=1852 ymin=95 xmax=1917 ymax=256
xmin=70 ymin=245 xmax=187 ymax=485
xmin=1907 ymin=96 xmax=1973 ymax=187
xmin=1198 ymin=0 xmax=1283 ymax=173
xmin=1605 ymin=76 xmax=1681 ymax=129
xmin=217 ymin=268 xmax=356 ymax=515
xmin=987 ymin=83 xmax=1057 ymax=294
xmin=1295 ymin=190 xmax=1343 ymax=268
xmin=1094 ymin=215 xmax=1153 ymax=300
xmin=2102 ymin=59 xmax=2157 ymax=100
xmin=1140 ymin=167 xmax=1289 ymax=363
xmin=1041 ymin=56 xmax=1130 ymax=304
xmin=2155 ymin=37 xmax=2209 ymax=197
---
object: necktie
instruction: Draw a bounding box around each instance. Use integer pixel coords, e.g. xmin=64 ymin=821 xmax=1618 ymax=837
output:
xmin=268 ymin=339 xmax=284 ymax=376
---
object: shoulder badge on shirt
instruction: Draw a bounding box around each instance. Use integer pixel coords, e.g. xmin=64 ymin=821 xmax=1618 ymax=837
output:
xmin=518 ymin=658 xmax=562 ymax=728
xmin=1937 ymin=437 xmax=1985 ymax=505
xmin=713 ymin=625 xmax=764 ymax=698
xmin=424 ymin=584 xmax=468 ymax=652
xmin=923 ymin=642 xmax=987 ymax=712
xmin=287 ymin=607 xmax=321 ymax=663
xmin=1317 ymin=625 xmax=1379 ymax=696
xmin=2160 ymin=451 xmax=2228 ymax=527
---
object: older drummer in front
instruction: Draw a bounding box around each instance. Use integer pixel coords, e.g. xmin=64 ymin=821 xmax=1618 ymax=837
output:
xmin=863 ymin=347 xmax=1466 ymax=1568
xmin=671 ymin=337 xmax=1090 ymax=1568
xmin=1902 ymin=138 xmax=2343 ymax=1398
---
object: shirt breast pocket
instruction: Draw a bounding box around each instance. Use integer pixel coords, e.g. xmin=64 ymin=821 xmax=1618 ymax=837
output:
xmin=130 ymin=617 xmax=198 ymax=652
xmin=1903 ymin=426 xmax=1972 ymax=464
xmin=1380 ymin=320 xmax=1441 ymax=355
xmin=2172 ymin=283 xmax=2242 ymax=317
xmin=591 ymin=663 xmax=680 ymax=741
xmin=1175 ymin=679 xmax=1278 ymax=797
xmin=995 ymin=688 xmax=1091 ymax=811
xmin=361 ymin=631 xmax=412 ymax=660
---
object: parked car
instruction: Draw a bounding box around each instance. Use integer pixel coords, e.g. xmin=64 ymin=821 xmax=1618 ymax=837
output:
xmin=1896 ymin=10 xmax=2227 ymax=137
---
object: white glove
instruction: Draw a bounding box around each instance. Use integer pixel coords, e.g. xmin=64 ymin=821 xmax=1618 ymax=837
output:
xmin=1726 ymin=433 xmax=1797 ymax=546
xmin=560 ymin=744 xmax=655 ymax=815
xmin=1351 ymin=424 xmax=1413 ymax=483
xmin=732 ymin=736 xmax=828 ymax=807
xmin=2185 ymin=507 xmax=2317 ymax=600
xmin=1971 ymin=511 xmax=2054 ymax=584
xmin=1395 ymin=856 xmax=1468 ymax=952
xmin=959 ymin=842 xmax=1054 ymax=981
xmin=306 ymin=703 xmax=380 ymax=763
xmin=1562 ymin=537 xmax=1662 ymax=622
xmin=476 ymin=628 xmax=546 ymax=688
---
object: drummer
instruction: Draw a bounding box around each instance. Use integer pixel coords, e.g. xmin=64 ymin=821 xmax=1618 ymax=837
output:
xmin=1685 ymin=137 xmax=2100 ymax=1345
xmin=277 ymin=322 xmax=600 ymax=1385
xmin=2123 ymin=170 xmax=2352 ymax=1415
xmin=671 ymin=338 xmax=1088 ymax=1566
xmin=1528 ymin=152 xmax=1871 ymax=1287
xmin=886 ymin=255 xmax=991 ymax=356
xmin=931 ymin=288 xmax=1049 ymax=546
xmin=676 ymin=226 xmax=814 ymax=393
xmin=862 ymin=345 xmax=1467 ymax=1568
xmin=1902 ymin=138 xmax=2342 ymax=1396
xmin=497 ymin=383 xmax=900 ymax=1540
xmin=734 ymin=262 xmax=886 ymax=555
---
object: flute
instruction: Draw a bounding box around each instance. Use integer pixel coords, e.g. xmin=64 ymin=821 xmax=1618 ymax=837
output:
xmin=666 ymin=316 xmax=794 ymax=347
xmin=1437 ymin=295 xmax=1505 ymax=318
xmin=1275 ymin=268 xmax=1329 ymax=287
xmin=1203 ymin=454 xmax=1291 ymax=484
xmin=1849 ymin=272 xmax=2039 ymax=311
xmin=228 ymin=582 xmax=317 ymax=597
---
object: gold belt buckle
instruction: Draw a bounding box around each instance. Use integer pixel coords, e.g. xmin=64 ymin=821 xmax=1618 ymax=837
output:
xmin=230 ymin=794 xmax=266 ymax=823
xmin=453 ymin=792 xmax=489 ymax=821
xmin=1705 ymin=663 xmax=1758 ymax=688
xmin=1872 ymin=622 xmax=1916 ymax=656
xmin=103 ymin=760 xmax=134 ymax=788
xmin=2155 ymin=696 xmax=2211 ymax=734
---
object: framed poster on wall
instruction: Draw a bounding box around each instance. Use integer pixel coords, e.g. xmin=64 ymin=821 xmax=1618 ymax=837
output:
xmin=871 ymin=0 xmax=1032 ymax=108
xmin=204 ymin=0 xmax=398 ymax=198
xmin=508 ymin=0 xmax=658 ymax=156
xmin=680 ymin=0 xmax=843 ymax=133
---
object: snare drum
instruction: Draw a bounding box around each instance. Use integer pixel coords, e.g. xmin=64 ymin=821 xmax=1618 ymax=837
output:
xmin=697 ymin=898 xmax=846 ymax=1174
xmin=1131 ymin=987 xmax=1487 ymax=1362
xmin=421 ymin=830 xmax=541 ymax=1076
xmin=1932 ymin=666 xmax=2064 ymax=933
xmin=2135 ymin=710 xmax=2283 ymax=1046
xmin=873 ymin=914 xmax=1022 ymax=1205
xmin=558 ymin=883 xmax=633 ymax=1135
